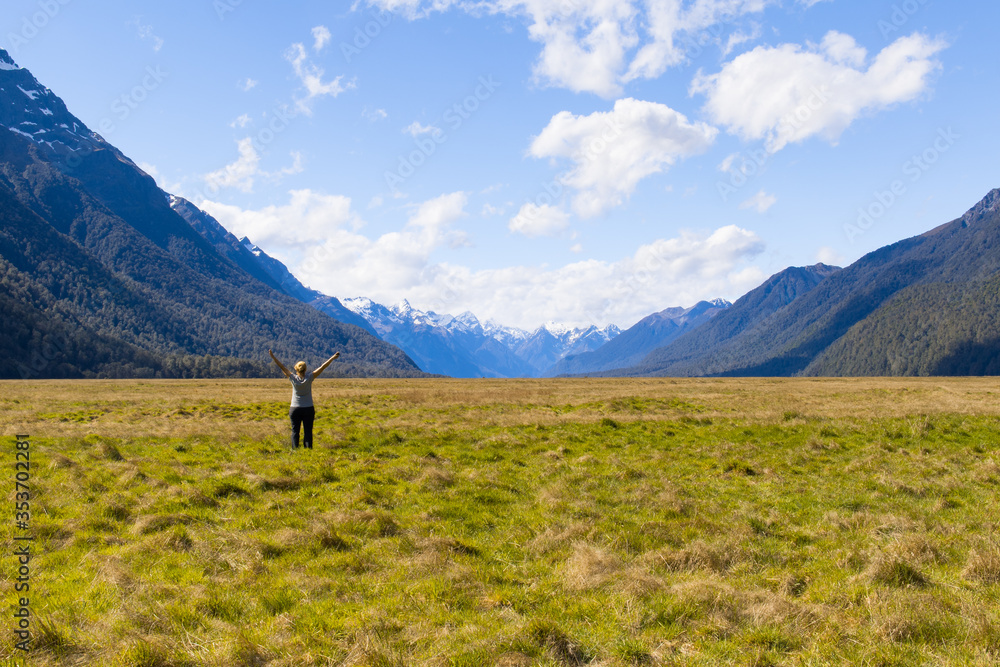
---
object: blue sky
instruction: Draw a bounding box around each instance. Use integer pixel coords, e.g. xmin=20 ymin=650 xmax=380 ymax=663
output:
xmin=4 ymin=0 xmax=998 ymax=329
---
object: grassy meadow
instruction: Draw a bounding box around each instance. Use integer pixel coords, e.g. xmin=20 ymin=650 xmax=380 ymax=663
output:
xmin=2 ymin=377 xmax=1000 ymax=666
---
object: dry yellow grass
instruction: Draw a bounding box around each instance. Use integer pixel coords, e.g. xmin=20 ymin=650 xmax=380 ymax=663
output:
xmin=4 ymin=376 xmax=1000 ymax=441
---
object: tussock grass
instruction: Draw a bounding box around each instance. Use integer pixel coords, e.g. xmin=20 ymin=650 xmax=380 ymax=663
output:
xmin=963 ymin=541 xmax=1000 ymax=584
xmin=3 ymin=378 xmax=1000 ymax=665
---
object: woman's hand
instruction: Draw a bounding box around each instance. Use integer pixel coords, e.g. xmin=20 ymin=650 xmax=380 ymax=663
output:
xmin=313 ymin=352 xmax=341 ymax=378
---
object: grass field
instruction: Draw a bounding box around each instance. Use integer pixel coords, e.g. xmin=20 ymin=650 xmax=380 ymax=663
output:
xmin=2 ymin=377 xmax=1000 ymax=666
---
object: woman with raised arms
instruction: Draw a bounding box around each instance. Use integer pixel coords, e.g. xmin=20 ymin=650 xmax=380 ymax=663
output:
xmin=268 ymin=349 xmax=340 ymax=450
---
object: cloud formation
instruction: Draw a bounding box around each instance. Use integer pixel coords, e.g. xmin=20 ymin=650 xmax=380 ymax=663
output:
xmin=403 ymin=121 xmax=440 ymax=137
xmin=129 ymin=17 xmax=164 ymax=52
xmin=284 ymin=40 xmax=354 ymax=114
xmin=529 ymin=98 xmax=717 ymax=217
xmin=312 ymin=25 xmax=332 ymax=51
xmin=200 ymin=189 xmax=765 ymax=329
xmin=739 ymin=190 xmax=776 ymax=213
xmin=509 ymin=202 xmax=570 ymax=237
xmin=362 ymin=0 xmax=779 ymax=97
xmin=691 ymin=31 xmax=947 ymax=152
xmin=204 ymin=139 xmax=304 ymax=193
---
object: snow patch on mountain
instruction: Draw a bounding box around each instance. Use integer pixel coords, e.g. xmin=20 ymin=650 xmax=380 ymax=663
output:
xmin=17 ymin=85 xmax=40 ymax=100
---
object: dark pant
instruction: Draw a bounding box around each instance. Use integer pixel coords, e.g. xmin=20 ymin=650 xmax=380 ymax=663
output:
xmin=289 ymin=406 xmax=315 ymax=449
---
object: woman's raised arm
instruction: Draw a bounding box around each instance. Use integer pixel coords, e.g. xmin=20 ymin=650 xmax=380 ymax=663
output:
xmin=312 ymin=352 xmax=340 ymax=378
xmin=269 ymin=349 xmax=292 ymax=378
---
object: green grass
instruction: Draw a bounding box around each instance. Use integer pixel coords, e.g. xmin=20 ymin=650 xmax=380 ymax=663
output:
xmin=3 ymin=380 xmax=1000 ymax=665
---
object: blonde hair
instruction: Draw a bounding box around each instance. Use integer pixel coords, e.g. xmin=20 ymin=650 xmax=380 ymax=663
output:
xmin=294 ymin=361 xmax=307 ymax=374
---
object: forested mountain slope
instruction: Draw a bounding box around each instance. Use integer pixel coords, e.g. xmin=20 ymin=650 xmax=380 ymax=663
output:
xmin=0 ymin=48 xmax=423 ymax=378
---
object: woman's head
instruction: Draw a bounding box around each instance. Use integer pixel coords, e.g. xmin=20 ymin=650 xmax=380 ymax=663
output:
xmin=294 ymin=361 xmax=307 ymax=375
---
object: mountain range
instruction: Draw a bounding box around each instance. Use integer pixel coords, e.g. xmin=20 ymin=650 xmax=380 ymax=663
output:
xmin=546 ymin=298 xmax=731 ymax=376
xmin=588 ymin=193 xmax=1000 ymax=377
xmin=3 ymin=46 xmax=1000 ymax=380
xmin=339 ymin=298 xmax=620 ymax=378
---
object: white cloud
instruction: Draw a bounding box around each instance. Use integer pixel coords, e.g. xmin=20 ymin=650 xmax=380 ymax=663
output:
xmin=739 ymin=189 xmax=777 ymax=213
xmin=509 ymin=203 xmax=571 ymax=237
xmin=529 ymin=98 xmax=717 ymax=217
xmin=820 ymin=30 xmax=867 ymax=67
xmin=363 ymin=0 xmax=777 ymax=97
xmin=523 ymin=1 xmax=639 ymax=98
xmin=275 ymin=151 xmax=305 ymax=177
xmin=203 ymin=140 xmax=305 ymax=193
xmin=722 ymin=25 xmax=762 ymax=58
xmin=230 ymin=113 xmax=252 ymax=129
xmin=312 ymin=25 xmax=332 ymax=52
xmin=201 ymin=191 xmax=470 ymax=295
xmin=240 ymin=78 xmax=259 ymax=92
xmin=817 ymin=246 xmax=844 ymax=265
xmin=201 ymin=190 xmax=363 ymax=251
xmin=364 ymin=107 xmax=389 ymax=122
xmin=395 ymin=224 xmax=767 ymax=329
xmin=691 ymin=31 xmax=947 ymax=153
xmin=284 ymin=42 xmax=354 ymax=114
xmin=203 ymin=185 xmax=765 ymax=329
xmin=205 ymin=138 xmax=260 ymax=193
xmin=624 ymin=0 xmax=775 ymax=84
xmin=130 ymin=17 xmax=164 ymax=52
xmin=718 ymin=152 xmax=740 ymax=173
xmin=403 ymin=120 xmax=440 ymax=137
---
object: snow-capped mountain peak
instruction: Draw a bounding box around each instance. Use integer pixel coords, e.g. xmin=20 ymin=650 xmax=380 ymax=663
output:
xmin=540 ymin=321 xmax=572 ymax=337
xmin=0 ymin=47 xmax=112 ymax=159
xmin=334 ymin=297 xmax=621 ymax=377
xmin=343 ymin=297 xmax=384 ymax=320
xmin=451 ymin=311 xmax=483 ymax=332
xmin=483 ymin=319 xmax=531 ymax=347
xmin=0 ymin=49 xmax=20 ymax=71
xmin=239 ymin=236 xmax=264 ymax=257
